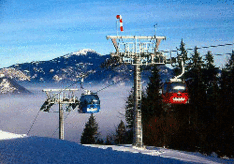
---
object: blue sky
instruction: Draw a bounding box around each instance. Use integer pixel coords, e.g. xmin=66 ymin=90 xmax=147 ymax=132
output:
xmin=0 ymin=0 xmax=233 ymax=68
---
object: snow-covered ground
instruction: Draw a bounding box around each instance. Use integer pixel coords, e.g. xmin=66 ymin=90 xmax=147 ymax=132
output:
xmin=0 ymin=130 xmax=233 ymax=164
xmin=0 ymin=130 xmax=26 ymax=140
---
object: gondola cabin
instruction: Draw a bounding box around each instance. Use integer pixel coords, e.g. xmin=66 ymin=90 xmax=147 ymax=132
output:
xmin=162 ymin=79 xmax=189 ymax=104
xmin=78 ymin=91 xmax=100 ymax=113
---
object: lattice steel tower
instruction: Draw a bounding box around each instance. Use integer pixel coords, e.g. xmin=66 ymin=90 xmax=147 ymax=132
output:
xmin=40 ymin=89 xmax=79 ymax=140
xmin=107 ymin=35 xmax=166 ymax=147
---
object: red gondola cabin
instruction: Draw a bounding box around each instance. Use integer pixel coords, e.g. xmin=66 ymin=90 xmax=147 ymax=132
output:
xmin=162 ymin=79 xmax=189 ymax=104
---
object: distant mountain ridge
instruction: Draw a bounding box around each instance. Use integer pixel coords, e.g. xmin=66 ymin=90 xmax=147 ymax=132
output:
xmin=0 ymin=76 xmax=31 ymax=95
xmin=2 ymin=49 xmax=174 ymax=84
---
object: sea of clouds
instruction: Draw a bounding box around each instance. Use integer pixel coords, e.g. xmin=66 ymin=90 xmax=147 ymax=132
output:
xmin=0 ymin=82 xmax=132 ymax=143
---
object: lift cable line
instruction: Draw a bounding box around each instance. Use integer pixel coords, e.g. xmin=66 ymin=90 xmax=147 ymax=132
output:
xmin=95 ymin=75 xmax=132 ymax=93
xmin=26 ymin=110 xmax=41 ymax=136
xmin=187 ymin=42 xmax=234 ymax=51
xmin=160 ymin=42 xmax=234 ymax=55
xmin=51 ymin=110 xmax=73 ymax=137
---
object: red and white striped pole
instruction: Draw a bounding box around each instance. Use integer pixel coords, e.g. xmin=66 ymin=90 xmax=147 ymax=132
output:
xmin=116 ymin=15 xmax=124 ymax=34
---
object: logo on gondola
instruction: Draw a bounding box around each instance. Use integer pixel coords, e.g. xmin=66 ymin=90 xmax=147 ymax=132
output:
xmin=87 ymin=106 xmax=98 ymax=112
xmin=169 ymin=92 xmax=189 ymax=104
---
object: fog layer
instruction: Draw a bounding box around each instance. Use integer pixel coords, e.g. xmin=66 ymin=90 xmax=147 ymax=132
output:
xmin=0 ymin=83 xmax=132 ymax=143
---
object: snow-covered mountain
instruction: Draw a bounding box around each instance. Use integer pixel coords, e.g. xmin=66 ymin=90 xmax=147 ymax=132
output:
xmin=0 ymin=68 xmax=30 ymax=81
xmin=0 ymin=76 xmax=31 ymax=95
xmin=63 ymin=49 xmax=101 ymax=58
xmin=4 ymin=49 xmax=173 ymax=84
xmin=0 ymin=130 xmax=232 ymax=164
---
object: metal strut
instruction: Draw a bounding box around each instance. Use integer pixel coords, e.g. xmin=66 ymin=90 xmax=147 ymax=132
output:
xmin=133 ymin=58 xmax=143 ymax=147
xmin=59 ymin=102 xmax=64 ymax=140
xmin=171 ymin=60 xmax=185 ymax=82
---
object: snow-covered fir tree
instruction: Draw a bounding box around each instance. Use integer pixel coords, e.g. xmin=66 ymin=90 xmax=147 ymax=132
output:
xmin=80 ymin=114 xmax=99 ymax=144
xmin=115 ymin=120 xmax=127 ymax=144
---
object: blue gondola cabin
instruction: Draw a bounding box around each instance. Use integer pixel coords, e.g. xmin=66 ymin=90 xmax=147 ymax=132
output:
xmin=78 ymin=91 xmax=100 ymax=113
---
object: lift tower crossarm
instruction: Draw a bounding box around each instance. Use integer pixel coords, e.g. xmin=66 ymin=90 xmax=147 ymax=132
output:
xmin=42 ymin=89 xmax=79 ymax=92
xmin=106 ymin=35 xmax=166 ymax=40
xmin=111 ymin=38 xmax=119 ymax=55
xmin=107 ymin=35 xmax=167 ymax=66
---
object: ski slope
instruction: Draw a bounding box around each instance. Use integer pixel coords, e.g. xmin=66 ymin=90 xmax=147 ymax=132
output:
xmin=0 ymin=130 xmax=233 ymax=164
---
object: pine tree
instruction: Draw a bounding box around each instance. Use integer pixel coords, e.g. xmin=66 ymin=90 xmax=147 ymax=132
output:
xmin=204 ymin=51 xmax=219 ymax=90
xmin=105 ymin=135 xmax=113 ymax=145
xmin=124 ymin=87 xmax=134 ymax=144
xmin=80 ymin=114 xmax=99 ymax=144
xmin=141 ymin=66 xmax=164 ymax=146
xmin=183 ymin=47 xmax=206 ymax=151
xmin=125 ymin=87 xmax=134 ymax=129
xmin=199 ymin=51 xmax=220 ymax=154
xmin=142 ymin=66 xmax=163 ymax=118
xmin=115 ymin=120 xmax=127 ymax=144
xmin=203 ymin=51 xmax=219 ymax=108
xmin=187 ymin=47 xmax=206 ymax=105
xmin=173 ymin=39 xmax=188 ymax=77
xmin=216 ymin=50 xmax=234 ymax=157
xmin=204 ymin=51 xmax=214 ymax=68
xmin=179 ymin=39 xmax=188 ymax=62
xmin=225 ymin=50 xmax=234 ymax=69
